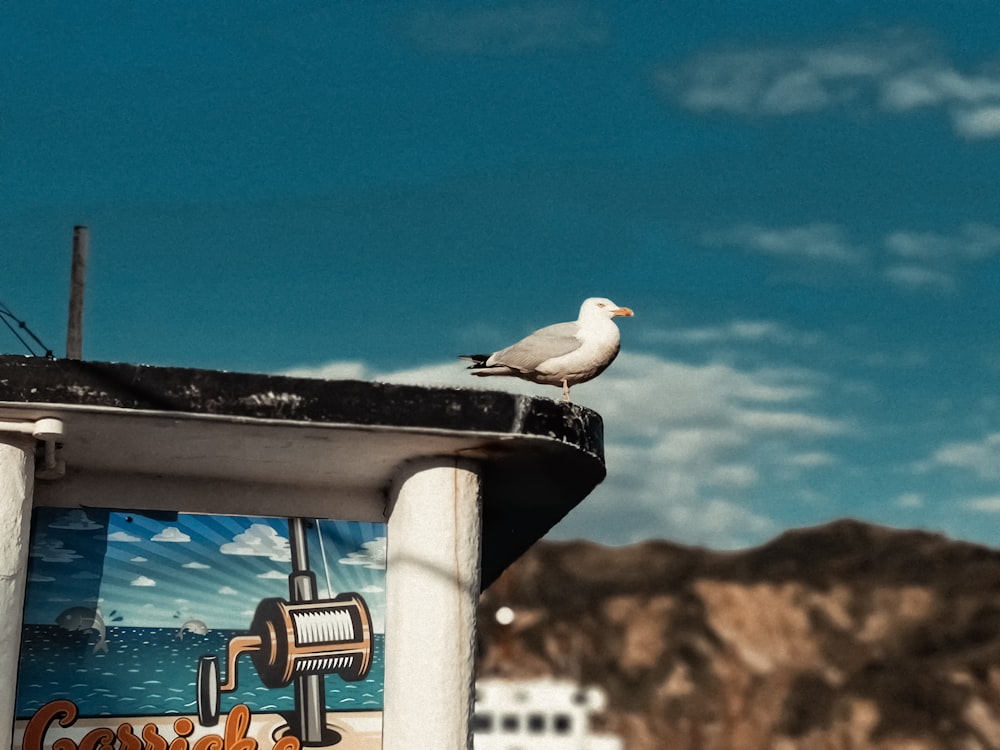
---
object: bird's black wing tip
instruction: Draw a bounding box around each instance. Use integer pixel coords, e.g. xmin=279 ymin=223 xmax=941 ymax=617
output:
xmin=459 ymin=354 xmax=490 ymax=368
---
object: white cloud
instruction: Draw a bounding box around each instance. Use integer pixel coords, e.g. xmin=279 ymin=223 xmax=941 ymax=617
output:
xmin=130 ymin=556 xmax=148 ymax=562
xmin=219 ymin=586 xmax=239 ymax=595
xmin=704 ymin=221 xmax=999 ymax=293
xmin=257 ymin=570 xmax=287 ymax=579
xmin=733 ymin=409 xmax=844 ymax=434
xmin=656 ymin=30 xmax=1000 ymax=138
xmin=182 ymin=561 xmax=210 ymax=569
xmin=702 ymin=223 xmax=866 ymax=265
xmin=953 ymin=106 xmax=1000 ymax=138
xmin=220 ymin=523 xmax=291 ymax=562
xmin=895 ymin=492 xmax=925 ymax=509
xmin=883 ymin=265 xmax=956 ymax=293
xmin=563 ymin=353 xmax=849 ymax=547
xmin=285 ymin=350 xmax=849 ymax=549
xmin=885 ymin=223 xmax=1000 ymax=261
xmin=151 ymin=527 xmax=191 ymax=543
xmin=29 ymin=535 xmax=82 ymax=563
xmin=48 ymin=509 xmax=103 ymax=531
xmin=108 ymin=531 xmax=142 ymax=542
xmin=929 ymin=432 xmax=1000 ymax=480
xmin=648 ymin=320 xmax=822 ymax=348
xmin=706 ymin=463 xmax=759 ymax=490
xmin=885 ymin=230 xmax=955 ymax=260
xmin=339 ymin=537 xmax=387 ymax=570
xmin=659 ymin=498 xmax=776 ymax=545
xmin=788 ymin=451 xmax=836 ymax=468
xmin=882 ymin=68 xmax=1000 ymax=111
xmin=131 ymin=575 xmax=156 ymax=587
xmin=964 ymin=496 xmax=1000 ymax=513
xmin=881 ymin=223 xmax=1000 ymax=292
xmin=656 ymin=32 xmax=921 ymax=115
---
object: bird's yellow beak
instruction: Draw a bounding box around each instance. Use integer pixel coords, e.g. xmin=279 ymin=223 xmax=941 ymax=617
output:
xmin=613 ymin=307 xmax=634 ymax=317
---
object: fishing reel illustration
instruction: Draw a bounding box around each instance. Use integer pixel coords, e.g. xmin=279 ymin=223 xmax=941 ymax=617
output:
xmin=197 ymin=592 xmax=373 ymax=727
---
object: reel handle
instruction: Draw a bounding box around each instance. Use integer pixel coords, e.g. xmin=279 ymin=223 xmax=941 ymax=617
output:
xmin=197 ymin=654 xmax=221 ymax=727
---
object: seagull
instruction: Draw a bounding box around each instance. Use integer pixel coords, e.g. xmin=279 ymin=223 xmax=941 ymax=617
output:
xmin=461 ymin=297 xmax=634 ymax=403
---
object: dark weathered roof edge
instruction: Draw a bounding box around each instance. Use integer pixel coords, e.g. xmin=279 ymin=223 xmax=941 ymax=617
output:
xmin=0 ymin=355 xmax=604 ymax=459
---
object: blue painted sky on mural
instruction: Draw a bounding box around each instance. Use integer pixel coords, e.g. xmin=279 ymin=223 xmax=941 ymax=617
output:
xmin=24 ymin=507 xmax=387 ymax=631
xmin=5 ymin=2 xmax=1000 ymax=550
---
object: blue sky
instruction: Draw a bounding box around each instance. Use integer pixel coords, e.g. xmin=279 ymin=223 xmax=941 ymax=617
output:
xmin=5 ymin=3 xmax=1000 ymax=549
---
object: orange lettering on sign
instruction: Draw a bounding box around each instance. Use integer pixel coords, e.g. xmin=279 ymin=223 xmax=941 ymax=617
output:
xmin=222 ymin=705 xmax=256 ymax=750
xmin=79 ymin=728 xmax=116 ymax=750
xmin=116 ymin=723 xmax=143 ymax=750
xmin=21 ymin=701 xmax=302 ymax=750
xmin=23 ymin=700 xmax=77 ymax=750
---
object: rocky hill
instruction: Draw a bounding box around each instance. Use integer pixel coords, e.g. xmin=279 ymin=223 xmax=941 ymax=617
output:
xmin=475 ymin=519 xmax=1000 ymax=749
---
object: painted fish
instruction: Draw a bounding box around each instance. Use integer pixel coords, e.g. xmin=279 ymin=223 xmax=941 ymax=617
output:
xmin=176 ymin=618 xmax=209 ymax=639
xmin=56 ymin=606 xmax=108 ymax=653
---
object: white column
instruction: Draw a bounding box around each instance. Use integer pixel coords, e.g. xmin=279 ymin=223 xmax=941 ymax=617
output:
xmin=0 ymin=437 xmax=34 ymax=750
xmin=382 ymin=457 xmax=482 ymax=750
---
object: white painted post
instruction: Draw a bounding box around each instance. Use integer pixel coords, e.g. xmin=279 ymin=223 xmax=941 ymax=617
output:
xmin=382 ymin=457 xmax=482 ymax=750
xmin=0 ymin=437 xmax=34 ymax=750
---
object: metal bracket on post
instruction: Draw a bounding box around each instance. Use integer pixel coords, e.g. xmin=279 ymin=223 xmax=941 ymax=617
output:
xmin=0 ymin=418 xmax=65 ymax=479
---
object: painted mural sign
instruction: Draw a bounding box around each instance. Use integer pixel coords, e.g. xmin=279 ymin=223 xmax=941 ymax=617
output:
xmin=12 ymin=507 xmax=385 ymax=750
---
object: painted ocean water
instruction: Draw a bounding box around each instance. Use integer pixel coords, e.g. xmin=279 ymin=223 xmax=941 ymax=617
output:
xmin=15 ymin=625 xmax=384 ymax=719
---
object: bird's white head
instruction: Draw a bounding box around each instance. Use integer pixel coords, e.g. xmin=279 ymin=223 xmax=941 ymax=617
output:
xmin=579 ymin=297 xmax=634 ymax=321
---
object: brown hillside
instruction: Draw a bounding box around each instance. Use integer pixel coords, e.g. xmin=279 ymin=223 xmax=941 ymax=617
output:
xmin=476 ymin=520 xmax=1000 ymax=749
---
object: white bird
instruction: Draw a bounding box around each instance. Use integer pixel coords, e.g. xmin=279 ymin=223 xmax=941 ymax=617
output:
xmin=461 ymin=297 xmax=634 ymax=403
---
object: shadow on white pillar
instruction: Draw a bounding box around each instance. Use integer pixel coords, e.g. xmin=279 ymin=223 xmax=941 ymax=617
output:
xmin=382 ymin=457 xmax=482 ymax=750
xmin=0 ymin=437 xmax=34 ymax=750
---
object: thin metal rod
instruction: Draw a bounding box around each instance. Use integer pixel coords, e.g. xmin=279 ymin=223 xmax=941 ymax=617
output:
xmin=66 ymin=226 xmax=89 ymax=360
xmin=0 ymin=304 xmax=53 ymax=357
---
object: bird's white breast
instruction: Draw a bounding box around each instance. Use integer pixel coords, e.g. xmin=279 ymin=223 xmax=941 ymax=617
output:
xmin=534 ymin=318 xmax=621 ymax=386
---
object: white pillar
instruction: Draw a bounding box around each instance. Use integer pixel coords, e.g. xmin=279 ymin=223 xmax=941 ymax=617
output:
xmin=382 ymin=457 xmax=482 ymax=750
xmin=0 ymin=437 xmax=34 ymax=750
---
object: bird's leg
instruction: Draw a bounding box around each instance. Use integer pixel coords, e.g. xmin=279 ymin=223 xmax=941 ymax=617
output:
xmin=562 ymin=379 xmax=571 ymax=403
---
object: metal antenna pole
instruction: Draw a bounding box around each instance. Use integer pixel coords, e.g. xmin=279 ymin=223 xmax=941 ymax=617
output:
xmin=66 ymin=226 xmax=89 ymax=360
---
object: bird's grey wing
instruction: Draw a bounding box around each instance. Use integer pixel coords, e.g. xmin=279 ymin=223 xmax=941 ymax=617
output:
xmin=490 ymin=322 xmax=582 ymax=371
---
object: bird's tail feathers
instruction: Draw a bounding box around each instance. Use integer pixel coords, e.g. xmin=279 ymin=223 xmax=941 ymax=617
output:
xmin=459 ymin=354 xmax=490 ymax=369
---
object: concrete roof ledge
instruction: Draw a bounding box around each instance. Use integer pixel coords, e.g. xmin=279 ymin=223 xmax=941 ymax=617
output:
xmin=0 ymin=355 xmax=607 ymax=587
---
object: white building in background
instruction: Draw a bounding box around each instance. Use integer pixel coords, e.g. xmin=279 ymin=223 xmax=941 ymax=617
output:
xmin=473 ymin=677 xmax=623 ymax=750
